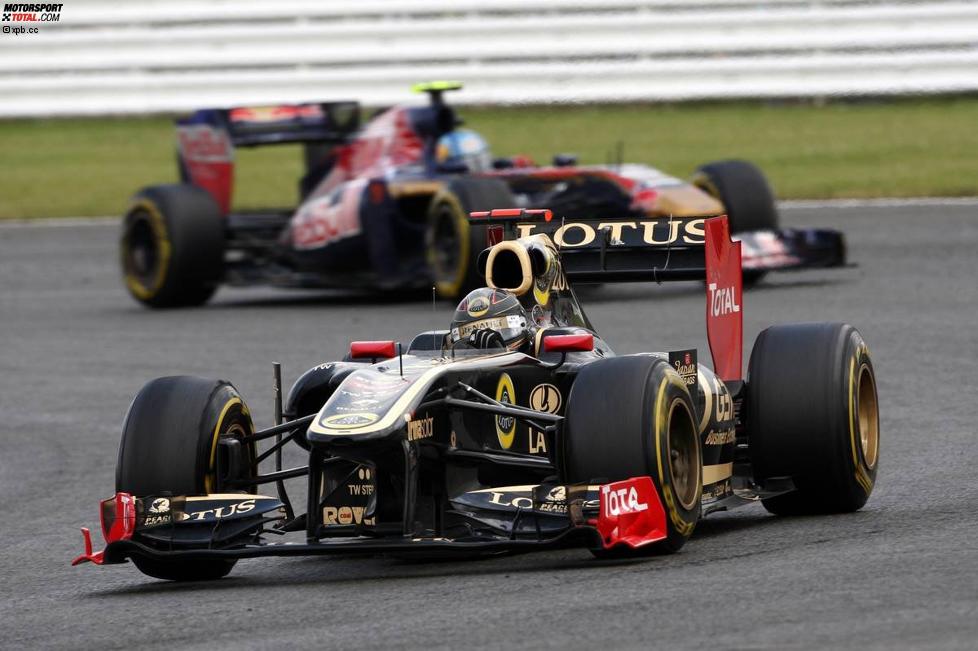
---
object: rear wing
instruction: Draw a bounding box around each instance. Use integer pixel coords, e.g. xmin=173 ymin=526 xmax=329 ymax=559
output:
xmin=470 ymin=209 xmax=712 ymax=283
xmin=470 ymin=209 xmax=744 ymax=380
xmin=178 ymin=102 xmax=361 ymax=148
xmin=175 ymin=102 xmax=361 ymax=213
xmin=470 ymin=208 xmax=846 ymax=282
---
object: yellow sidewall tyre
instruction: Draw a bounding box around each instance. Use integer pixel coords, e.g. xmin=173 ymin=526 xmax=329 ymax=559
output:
xmin=116 ymin=376 xmax=256 ymax=581
xmin=425 ymin=177 xmax=515 ymax=300
xmin=121 ymin=184 xmax=224 ymax=308
xmin=117 ymin=376 xmax=256 ymax=497
xmin=747 ymin=323 xmax=879 ymax=515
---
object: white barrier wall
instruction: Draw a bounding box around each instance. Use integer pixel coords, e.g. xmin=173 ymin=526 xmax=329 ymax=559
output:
xmin=1 ymin=1 xmax=977 ymax=116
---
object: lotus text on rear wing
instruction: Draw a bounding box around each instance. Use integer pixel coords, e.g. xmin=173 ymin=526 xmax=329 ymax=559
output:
xmin=515 ymin=218 xmax=707 ymax=248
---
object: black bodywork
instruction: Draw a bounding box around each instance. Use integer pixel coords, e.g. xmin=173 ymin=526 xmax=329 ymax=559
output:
xmin=81 ymin=212 xmax=801 ymax=569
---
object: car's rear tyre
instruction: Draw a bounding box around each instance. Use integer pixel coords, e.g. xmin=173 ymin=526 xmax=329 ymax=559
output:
xmin=563 ymin=356 xmax=702 ymax=556
xmin=121 ymin=184 xmax=224 ymax=308
xmin=425 ymin=177 xmax=515 ymax=300
xmin=747 ymin=323 xmax=879 ymax=515
xmin=117 ymin=376 xmax=256 ymax=581
xmin=693 ymin=159 xmax=779 ymax=285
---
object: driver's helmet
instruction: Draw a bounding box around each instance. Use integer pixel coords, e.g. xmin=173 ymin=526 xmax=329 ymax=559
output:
xmin=436 ymin=129 xmax=492 ymax=172
xmin=450 ymin=288 xmax=529 ymax=350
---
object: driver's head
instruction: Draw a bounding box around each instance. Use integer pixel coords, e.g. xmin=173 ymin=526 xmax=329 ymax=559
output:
xmin=436 ymin=129 xmax=492 ymax=172
xmin=450 ymin=288 xmax=529 ymax=350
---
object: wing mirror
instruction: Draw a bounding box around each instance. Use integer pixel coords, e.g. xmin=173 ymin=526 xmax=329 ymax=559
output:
xmin=349 ymin=340 xmax=398 ymax=360
xmin=542 ymin=333 xmax=594 ymax=354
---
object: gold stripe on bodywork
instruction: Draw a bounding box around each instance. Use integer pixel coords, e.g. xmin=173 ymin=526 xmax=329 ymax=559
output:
xmin=309 ymin=352 xmax=523 ymax=437
xmin=388 ymin=181 xmax=443 ymax=198
xmin=652 ymin=184 xmax=724 ymax=217
xmin=702 ymin=462 xmax=733 ymax=485
xmin=697 ymin=371 xmax=713 ymax=433
xmin=184 ymin=493 xmax=273 ymax=502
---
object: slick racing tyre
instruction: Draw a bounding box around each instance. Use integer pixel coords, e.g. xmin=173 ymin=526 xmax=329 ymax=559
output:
xmin=121 ymin=184 xmax=225 ymax=308
xmin=746 ymin=323 xmax=879 ymax=515
xmin=692 ymin=160 xmax=778 ymax=234
xmin=563 ymin=356 xmax=702 ymax=555
xmin=425 ymin=177 xmax=515 ymax=300
xmin=693 ymin=160 xmax=778 ymax=285
xmin=117 ymin=376 xmax=256 ymax=581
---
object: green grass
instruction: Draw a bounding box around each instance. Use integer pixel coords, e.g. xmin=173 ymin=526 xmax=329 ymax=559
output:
xmin=1 ymin=97 xmax=977 ymax=219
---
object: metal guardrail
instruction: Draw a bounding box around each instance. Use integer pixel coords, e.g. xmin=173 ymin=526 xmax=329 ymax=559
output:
xmin=1 ymin=1 xmax=976 ymax=116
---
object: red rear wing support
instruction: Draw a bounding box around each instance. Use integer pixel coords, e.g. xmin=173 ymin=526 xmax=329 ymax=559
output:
xmin=704 ymin=216 xmax=743 ymax=382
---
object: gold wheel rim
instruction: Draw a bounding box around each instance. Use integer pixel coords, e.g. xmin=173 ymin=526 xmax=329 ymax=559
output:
xmin=668 ymin=398 xmax=700 ymax=511
xmin=857 ymin=365 xmax=879 ymax=469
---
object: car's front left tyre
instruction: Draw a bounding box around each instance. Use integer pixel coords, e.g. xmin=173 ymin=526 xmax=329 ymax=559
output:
xmin=746 ymin=323 xmax=879 ymax=515
xmin=117 ymin=376 xmax=256 ymax=581
xmin=562 ymin=355 xmax=702 ymax=556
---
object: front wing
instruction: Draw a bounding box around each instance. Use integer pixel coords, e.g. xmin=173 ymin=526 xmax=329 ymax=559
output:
xmin=73 ymin=477 xmax=667 ymax=566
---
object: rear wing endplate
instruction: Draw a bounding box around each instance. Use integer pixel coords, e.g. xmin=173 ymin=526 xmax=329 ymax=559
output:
xmin=174 ymin=102 xmax=361 ymax=213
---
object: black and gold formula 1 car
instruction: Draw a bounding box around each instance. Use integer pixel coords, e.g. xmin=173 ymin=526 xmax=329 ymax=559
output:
xmin=76 ymin=212 xmax=879 ymax=581
xmin=120 ymin=82 xmax=845 ymax=308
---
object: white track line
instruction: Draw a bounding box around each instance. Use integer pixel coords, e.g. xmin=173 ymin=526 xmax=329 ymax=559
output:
xmin=1 ymin=196 xmax=977 ymax=228
xmin=780 ymin=197 xmax=978 ymax=209
xmin=0 ymin=216 xmax=117 ymax=228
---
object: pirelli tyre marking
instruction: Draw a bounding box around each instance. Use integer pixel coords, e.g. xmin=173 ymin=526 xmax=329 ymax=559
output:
xmin=122 ymin=199 xmax=172 ymax=300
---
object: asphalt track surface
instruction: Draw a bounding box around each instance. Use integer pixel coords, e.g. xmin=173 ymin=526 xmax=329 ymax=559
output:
xmin=1 ymin=202 xmax=976 ymax=650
